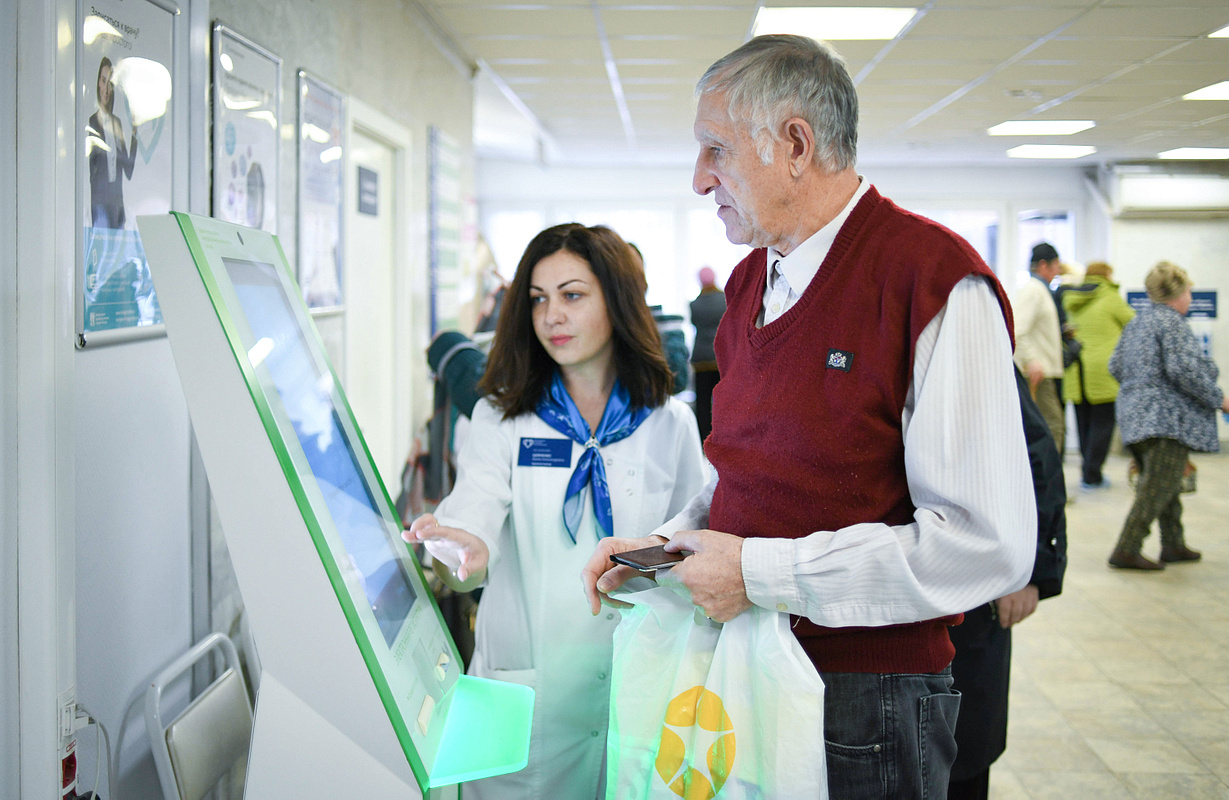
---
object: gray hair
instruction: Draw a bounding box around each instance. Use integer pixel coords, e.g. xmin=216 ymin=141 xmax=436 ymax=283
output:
xmin=1145 ymin=260 xmax=1191 ymax=303
xmin=696 ymin=34 xmax=858 ymax=171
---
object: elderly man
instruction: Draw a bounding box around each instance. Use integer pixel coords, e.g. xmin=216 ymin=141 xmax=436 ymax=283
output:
xmin=1014 ymin=242 xmax=1067 ymax=454
xmin=582 ymin=34 xmax=1035 ymax=799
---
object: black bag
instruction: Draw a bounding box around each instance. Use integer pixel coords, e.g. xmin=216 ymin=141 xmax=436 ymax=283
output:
xmin=1062 ymin=336 xmax=1083 ymax=369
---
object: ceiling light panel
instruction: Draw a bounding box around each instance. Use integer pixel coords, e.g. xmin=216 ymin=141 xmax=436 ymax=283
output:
xmin=753 ymin=7 xmax=918 ymax=40
xmin=988 ymin=120 xmax=1095 ymax=135
xmin=1158 ymin=147 xmax=1229 ymax=159
xmin=1007 ymin=144 xmax=1097 ymax=159
xmin=1184 ymin=81 xmax=1229 ymax=100
xmin=1211 ymin=23 xmax=1229 ymax=38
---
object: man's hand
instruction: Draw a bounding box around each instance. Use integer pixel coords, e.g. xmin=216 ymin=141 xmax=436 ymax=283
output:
xmin=994 ymin=584 xmax=1039 ymax=628
xmin=660 ymin=530 xmax=752 ymax=623
xmin=1027 ymin=361 xmax=1045 ymax=393
xmin=403 ymin=513 xmax=489 ymax=589
xmin=580 ymin=535 xmax=668 ymax=615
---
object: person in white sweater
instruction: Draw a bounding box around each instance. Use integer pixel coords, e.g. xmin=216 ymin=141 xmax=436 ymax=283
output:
xmin=1013 ymin=242 xmax=1066 ymax=454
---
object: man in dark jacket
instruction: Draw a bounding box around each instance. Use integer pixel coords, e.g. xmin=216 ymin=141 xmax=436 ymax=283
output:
xmin=947 ymin=367 xmax=1068 ymax=799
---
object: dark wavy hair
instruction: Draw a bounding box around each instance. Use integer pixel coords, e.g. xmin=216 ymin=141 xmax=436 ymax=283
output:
xmin=479 ymin=223 xmax=671 ymax=419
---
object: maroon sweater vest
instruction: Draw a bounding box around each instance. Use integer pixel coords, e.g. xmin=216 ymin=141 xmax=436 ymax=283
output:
xmin=707 ymin=186 xmax=1013 ymax=674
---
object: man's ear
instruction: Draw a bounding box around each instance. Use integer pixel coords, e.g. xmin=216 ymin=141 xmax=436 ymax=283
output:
xmin=783 ymin=117 xmax=816 ymax=177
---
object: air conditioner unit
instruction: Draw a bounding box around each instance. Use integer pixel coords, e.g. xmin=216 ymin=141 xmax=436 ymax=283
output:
xmin=1104 ymin=164 xmax=1229 ymax=218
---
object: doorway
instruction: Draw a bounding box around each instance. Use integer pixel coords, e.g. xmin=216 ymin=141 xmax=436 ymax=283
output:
xmin=345 ymin=101 xmax=412 ymax=487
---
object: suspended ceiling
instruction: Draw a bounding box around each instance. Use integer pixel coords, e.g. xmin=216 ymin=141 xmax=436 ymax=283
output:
xmin=415 ymin=0 xmax=1229 ymax=166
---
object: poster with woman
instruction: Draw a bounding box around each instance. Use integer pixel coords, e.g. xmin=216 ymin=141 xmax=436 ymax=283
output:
xmin=79 ymin=0 xmax=175 ymax=337
xmin=212 ymin=26 xmax=280 ymax=233
xmin=297 ymin=72 xmax=345 ymax=310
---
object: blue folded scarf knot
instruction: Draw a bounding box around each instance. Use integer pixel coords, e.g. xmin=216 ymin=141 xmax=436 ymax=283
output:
xmin=535 ymin=371 xmax=652 ymax=542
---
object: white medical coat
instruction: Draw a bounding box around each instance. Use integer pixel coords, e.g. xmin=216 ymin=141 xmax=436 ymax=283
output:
xmin=433 ymin=396 xmax=707 ymax=800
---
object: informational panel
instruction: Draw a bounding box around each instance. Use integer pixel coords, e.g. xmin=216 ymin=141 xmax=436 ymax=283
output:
xmin=211 ymin=25 xmax=280 ymax=233
xmin=139 ymin=212 xmax=531 ymax=793
xmin=1126 ymin=290 xmax=1217 ymax=318
xmin=297 ymin=71 xmax=345 ymax=310
xmin=429 ymin=126 xmax=462 ymax=334
xmin=77 ymin=0 xmax=176 ymax=341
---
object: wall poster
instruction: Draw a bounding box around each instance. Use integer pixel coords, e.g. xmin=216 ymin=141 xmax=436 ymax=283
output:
xmin=212 ymin=25 xmax=280 ymax=233
xmin=297 ymin=71 xmax=345 ymax=310
xmin=428 ymin=126 xmax=462 ymax=334
xmin=78 ymin=0 xmax=177 ymax=342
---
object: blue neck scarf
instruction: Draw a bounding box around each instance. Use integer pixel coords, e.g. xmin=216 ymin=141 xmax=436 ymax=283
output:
xmin=535 ymin=371 xmax=652 ymax=542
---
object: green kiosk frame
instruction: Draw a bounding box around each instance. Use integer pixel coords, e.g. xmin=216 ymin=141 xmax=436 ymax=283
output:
xmin=139 ymin=212 xmax=532 ymax=796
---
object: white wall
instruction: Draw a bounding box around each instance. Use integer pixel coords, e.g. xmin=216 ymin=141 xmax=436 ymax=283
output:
xmin=11 ymin=0 xmax=477 ymax=795
xmin=477 ymin=159 xmax=1111 ymax=320
xmin=2 ymin=1 xmax=19 ymax=796
xmin=1109 ymin=217 xmax=1229 ymax=438
xmin=15 ymin=0 xmax=78 ymax=796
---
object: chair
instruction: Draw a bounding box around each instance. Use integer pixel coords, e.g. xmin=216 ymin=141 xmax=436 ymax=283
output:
xmin=145 ymin=632 xmax=253 ymax=800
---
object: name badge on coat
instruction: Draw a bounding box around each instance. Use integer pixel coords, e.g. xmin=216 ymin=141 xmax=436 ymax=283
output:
xmin=517 ymin=438 xmax=572 ymax=467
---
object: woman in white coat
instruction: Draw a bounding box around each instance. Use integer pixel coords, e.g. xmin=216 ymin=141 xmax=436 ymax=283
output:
xmin=404 ymin=223 xmax=707 ymax=799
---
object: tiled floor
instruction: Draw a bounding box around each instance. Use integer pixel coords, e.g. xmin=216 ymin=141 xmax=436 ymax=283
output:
xmin=988 ymin=450 xmax=1229 ymax=799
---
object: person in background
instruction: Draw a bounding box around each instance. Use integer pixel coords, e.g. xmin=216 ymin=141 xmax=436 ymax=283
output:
xmin=403 ymin=223 xmax=706 ymax=798
xmin=948 ymin=367 xmax=1067 ymax=800
xmin=628 ymin=242 xmax=690 ymax=394
xmin=582 ymin=35 xmax=1034 ymax=799
xmin=1014 ymin=242 xmax=1066 ymax=455
xmin=1107 ymin=261 xmax=1228 ymax=570
xmin=689 ymin=266 xmax=725 ymax=441
xmin=1062 ymin=261 xmax=1135 ymax=491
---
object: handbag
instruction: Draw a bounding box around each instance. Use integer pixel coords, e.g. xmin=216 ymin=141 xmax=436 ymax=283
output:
xmin=605 ymin=586 xmax=828 ymax=800
xmin=1126 ymin=458 xmax=1197 ymax=494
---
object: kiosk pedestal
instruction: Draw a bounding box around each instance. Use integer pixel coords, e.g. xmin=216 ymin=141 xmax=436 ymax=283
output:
xmin=139 ymin=213 xmax=532 ymax=797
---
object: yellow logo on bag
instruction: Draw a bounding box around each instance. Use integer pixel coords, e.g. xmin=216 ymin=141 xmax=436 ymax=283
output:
xmin=654 ymin=686 xmax=736 ymax=799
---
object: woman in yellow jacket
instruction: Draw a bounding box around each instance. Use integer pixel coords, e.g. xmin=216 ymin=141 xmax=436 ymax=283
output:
xmin=1062 ymin=262 xmax=1135 ymax=491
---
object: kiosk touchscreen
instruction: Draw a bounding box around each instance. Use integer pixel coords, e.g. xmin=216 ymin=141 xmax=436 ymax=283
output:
xmin=139 ymin=212 xmax=532 ymax=794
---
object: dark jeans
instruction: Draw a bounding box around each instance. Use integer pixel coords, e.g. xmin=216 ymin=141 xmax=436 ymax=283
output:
xmin=1074 ymin=401 xmax=1116 ymax=484
xmin=822 ymin=668 xmax=960 ymax=800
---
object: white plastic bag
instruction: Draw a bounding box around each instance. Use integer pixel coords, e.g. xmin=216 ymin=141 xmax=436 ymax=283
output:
xmin=605 ymin=586 xmax=827 ymax=800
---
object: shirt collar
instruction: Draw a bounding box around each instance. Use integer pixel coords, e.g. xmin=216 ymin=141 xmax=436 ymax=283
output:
xmin=767 ymin=176 xmax=871 ymax=296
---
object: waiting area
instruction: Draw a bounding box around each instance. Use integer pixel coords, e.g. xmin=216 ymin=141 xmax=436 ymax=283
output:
xmin=992 ymin=451 xmax=1229 ymax=798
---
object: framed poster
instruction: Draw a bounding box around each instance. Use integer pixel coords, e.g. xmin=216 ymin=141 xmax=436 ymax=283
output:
xmin=212 ymin=25 xmax=280 ymax=233
xmin=77 ymin=0 xmax=178 ymax=343
xmin=428 ymin=126 xmax=462 ymax=334
xmin=297 ymin=71 xmax=345 ymax=311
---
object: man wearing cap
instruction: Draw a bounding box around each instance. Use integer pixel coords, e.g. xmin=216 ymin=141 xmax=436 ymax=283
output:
xmin=1014 ymin=242 xmax=1066 ymax=454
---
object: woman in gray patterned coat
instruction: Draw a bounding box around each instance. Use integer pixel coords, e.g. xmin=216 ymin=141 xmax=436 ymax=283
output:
xmin=1107 ymin=261 xmax=1229 ymax=570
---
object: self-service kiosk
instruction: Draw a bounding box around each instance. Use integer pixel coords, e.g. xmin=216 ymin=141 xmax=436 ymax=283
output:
xmin=138 ymin=212 xmax=532 ymax=797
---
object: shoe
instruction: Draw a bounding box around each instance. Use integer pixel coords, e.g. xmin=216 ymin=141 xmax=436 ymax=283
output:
xmin=1160 ymin=545 xmax=1201 ymax=563
xmin=1108 ymin=550 xmax=1165 ymax=570
xmin=1080 ymin=478 xmax=1112 ymax=492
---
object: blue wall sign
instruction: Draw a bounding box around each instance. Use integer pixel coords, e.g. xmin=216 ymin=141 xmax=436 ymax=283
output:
xmin=1126 ymin=290 xmax=1216 ymax=318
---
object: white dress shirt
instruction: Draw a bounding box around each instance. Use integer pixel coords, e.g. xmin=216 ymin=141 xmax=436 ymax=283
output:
xmin=653 ymin=182 xmax=1036 ymax=628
